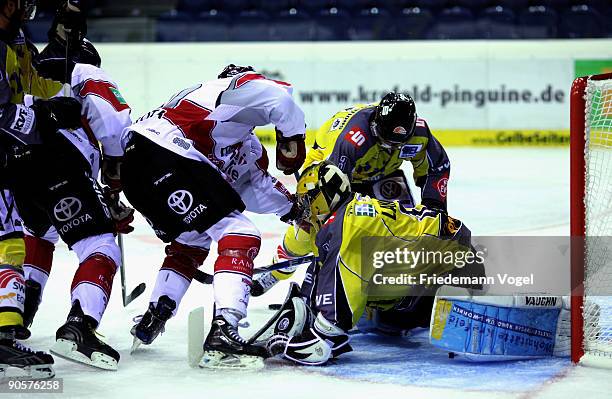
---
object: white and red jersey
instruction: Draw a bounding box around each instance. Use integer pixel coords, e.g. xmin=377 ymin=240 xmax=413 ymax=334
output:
xmin=123 ymin=72 xmax=305 ymax=217
xmin=123 ymin=72 xmax=305 ymax=182
xmin=71 ymin=63 xmax=132 ymax=158
xmin=24 ymin=63 xmax=132 ymax=176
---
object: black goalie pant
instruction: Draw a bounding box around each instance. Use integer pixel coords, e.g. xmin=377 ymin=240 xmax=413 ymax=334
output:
xmin=9 ymin=135 xmax=114 ymax=247
xmin=120 ymin=134 xmax=245 ymax=243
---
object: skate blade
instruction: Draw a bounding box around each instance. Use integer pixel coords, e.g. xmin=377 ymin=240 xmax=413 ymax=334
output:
xmin=0 ymin=364 xmax=55 ymax=379
xmin=198 ymin=351 xmax=264 ymax=370
xmin=130 ymin=337 xmax=143 ymax=354
xmin=50 ymin=339 xmax=118 ymax=371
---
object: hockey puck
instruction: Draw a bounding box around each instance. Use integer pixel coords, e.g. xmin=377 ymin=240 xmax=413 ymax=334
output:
xmin=448 ymin=352 xmax=455 ymax=359
xmin=268 ymin=304 xmax=282 ymax=310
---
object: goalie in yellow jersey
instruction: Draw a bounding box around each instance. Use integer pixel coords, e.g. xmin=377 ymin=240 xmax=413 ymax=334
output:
xmin=252 ymin=92 xmax=452 ymax=296
xmin=264 ymin=162 xmax=482 ymax=365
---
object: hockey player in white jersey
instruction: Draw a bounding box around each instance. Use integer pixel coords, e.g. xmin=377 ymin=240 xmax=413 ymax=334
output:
xmin=121 ymin=64 xmax=306 ymax=368
xmin=12 ymin=39 xmax=135 ymax=370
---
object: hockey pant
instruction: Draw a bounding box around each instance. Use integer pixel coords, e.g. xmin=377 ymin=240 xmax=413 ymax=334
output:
xmin=121 ymin=134 xmax=261 ymax=320
xmin=8 ymin=135 xmax=119 ymax=324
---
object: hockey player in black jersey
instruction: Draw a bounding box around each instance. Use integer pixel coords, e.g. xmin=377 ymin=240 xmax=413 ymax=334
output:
xmin=0 ymin=0 xmax=134 ymax=372
xmin=0 ymin=0 xmax=83 ymax=378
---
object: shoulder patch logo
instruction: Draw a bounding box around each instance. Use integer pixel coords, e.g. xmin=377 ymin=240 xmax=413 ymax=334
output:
xmin=345 ymin=126 xmax=366 ymax=148
xmin=399 ymin=144 xmax=423 ymax=159
xmin=355 ymin=203 xmax=376 ymax=217
xmin=80 ymin=79 xmax=130 ymax=112
xmin=330 ymin=118 xmax=342 ymax=131
xmin=324 ymin=212 xmax=337 ymax=226
xmin=110 ymin=87 xmax=127 ymax=105
xmin=436 ymin=176 xmax=449 ymax=198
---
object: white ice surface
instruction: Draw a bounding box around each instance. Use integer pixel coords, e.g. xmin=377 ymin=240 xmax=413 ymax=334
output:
xmin=14 ymin=147 xmax=612 ymax=399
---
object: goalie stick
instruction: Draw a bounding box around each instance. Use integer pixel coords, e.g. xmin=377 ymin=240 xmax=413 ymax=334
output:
xmin=187 ymin=307 xmax=205 ymax=367
xmin=192 ymin=255 xmax=314 ymax=285
xmin=118 ymin=233 xmax=146 ymax=306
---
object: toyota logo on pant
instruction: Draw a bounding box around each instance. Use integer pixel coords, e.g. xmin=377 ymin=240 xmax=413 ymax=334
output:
xmin=168 ymin=190 xmax=194 ymax=215
xmin=53 ymin=197 xmax=82 ymax=221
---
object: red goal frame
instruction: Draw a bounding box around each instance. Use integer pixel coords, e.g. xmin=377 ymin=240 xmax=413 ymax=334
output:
xmin=570 ymin=72 xmax=612 ymax=363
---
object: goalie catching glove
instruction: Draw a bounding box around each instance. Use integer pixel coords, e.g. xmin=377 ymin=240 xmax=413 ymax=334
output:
xmin=275 ymin=129 xmax=305 ymax=175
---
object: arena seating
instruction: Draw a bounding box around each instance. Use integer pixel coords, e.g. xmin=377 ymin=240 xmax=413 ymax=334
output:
xmin=23 ymin=0 xmax=612 ymax=42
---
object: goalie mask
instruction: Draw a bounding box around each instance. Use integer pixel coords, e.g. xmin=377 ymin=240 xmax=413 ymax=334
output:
xmin=371 ymin=92 xmax=418 ymax=149
xmin=296 ymin=161 xmax=351 ymax=233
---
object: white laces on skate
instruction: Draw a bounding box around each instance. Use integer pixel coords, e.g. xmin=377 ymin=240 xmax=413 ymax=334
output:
xmin=90 ymin=327 xmax=109 ymax=342
xmin=226 ymin=326 xmax=248 ymax=345
xmin=14 ymin=340 xmax=42 ymax=355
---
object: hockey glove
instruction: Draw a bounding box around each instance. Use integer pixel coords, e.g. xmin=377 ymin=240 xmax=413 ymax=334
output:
xmin=421 ymin=198 xmax=447 ymax=214
xmin=31 ymin=97 xmax=82 ymax=135
xmin=101 ymin=156 xmax=124 ymax=193
xmin=275 ymin=129 xmax=305 ymax=175
xmin=103 ymin=188 xmax=135 ymax=234
xmin=279 ymin=196 xmax=301 ymax=224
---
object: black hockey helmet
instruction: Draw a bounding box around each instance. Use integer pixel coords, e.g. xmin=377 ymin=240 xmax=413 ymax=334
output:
xmin=0 ymin=0 xmax=37 ymax=20
xmin=371 ymin=92 xmax=418 ymax=148
xmin=34 ymin=38 xmax=101 ymax=83
xmin=218 ymin=64 xmax=255 ymax=79
xmin=19 ymin=0 xmax=37 ymax=20
xmin=0 ymin=0 xmax=37 ymax=38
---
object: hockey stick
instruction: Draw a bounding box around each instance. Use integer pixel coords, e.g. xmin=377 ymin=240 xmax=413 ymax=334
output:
xmin=187 ymin=306 xmax=205 ymax=367
xmin=118 ymin=234 xmax=146 ymax=306
xmin=192 ymin=255 xmax=314 ymax=285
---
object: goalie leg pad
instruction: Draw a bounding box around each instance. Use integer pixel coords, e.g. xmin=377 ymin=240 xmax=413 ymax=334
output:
xmin=249 ymin=282 xmax=307 ymax=345
xmin=273 ymin=295 xmax=309 ymax=337
xmin=280 ymin=313 xmax=351 ymax=366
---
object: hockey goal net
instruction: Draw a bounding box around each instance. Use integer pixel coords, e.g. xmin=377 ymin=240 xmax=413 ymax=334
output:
xmin=571 ymin=72 xmax=612 ymax=366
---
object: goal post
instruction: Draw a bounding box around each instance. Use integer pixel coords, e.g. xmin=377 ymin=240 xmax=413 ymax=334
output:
xmin=570 ymin=72 xmax=612 ymax=365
